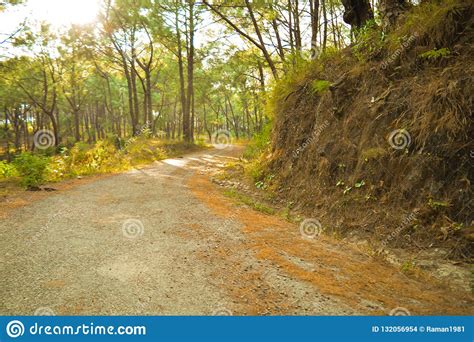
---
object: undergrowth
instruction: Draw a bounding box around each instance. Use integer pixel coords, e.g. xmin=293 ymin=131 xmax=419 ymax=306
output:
xmin=223 ymin=188 xmax=275 ymax=215
xmin=1 ymin=138 xmax=199 ymax=189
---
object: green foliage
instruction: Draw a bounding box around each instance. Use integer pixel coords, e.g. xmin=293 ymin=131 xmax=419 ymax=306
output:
xmin=243 ymin=122 xmax=272 ymax=160
xmin=269 ymin=59 xmax=323 ymax=112
xmin=0 ymin=160 xmax=17 ymax=178
xmin=353 ymin=20 xmax=384 ymax=62
xmin=419 ymin=48 xmax=451 ymax=60
xmin=125 ymin=138 xmax=166 ymax=167
xmin=428 ymin=198 xmax=451 ymax=209
xmin=317 ymin=46 xmax=342 ymax=62
xmin=1 ymin=139 xmax=200 ymax=188
xmin=401 ymin=260 xmax=416 ymax=274
xmin=242 ymin=123 xmax=273 ymax=184
xmin=254 ymin=173 xmax=275 ymax=190
xmin=311 ymin=80 xmax=331 ymax=93
xmin=224 ymin=188 xmax=275 ymax=215
xmin=13 ymin=152 xmax=49 ymax=188
xmin=66 ymin=141 xmax=126 ymax=176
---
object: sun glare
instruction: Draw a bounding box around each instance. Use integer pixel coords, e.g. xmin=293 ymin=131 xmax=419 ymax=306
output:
xmin=29 ymin=0 xmax=100 ymax=26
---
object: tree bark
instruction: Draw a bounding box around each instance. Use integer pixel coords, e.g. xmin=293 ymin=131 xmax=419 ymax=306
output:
xmin=342 ymin=0 xmax=374 ymax=29
xmin=379 ymin=0 xmax=407 ymax=31
xmin=310 ymin=0 xmax=320 ymax=45
xmin=185 ymin=0 xmax=195 ymax=142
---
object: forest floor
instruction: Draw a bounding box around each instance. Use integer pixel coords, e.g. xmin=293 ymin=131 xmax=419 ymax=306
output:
xmin=0 ymin=146 xmax=472 ymax=315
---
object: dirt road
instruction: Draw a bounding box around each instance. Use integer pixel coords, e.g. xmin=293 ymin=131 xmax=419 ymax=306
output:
xmin=0 ymin=147 xmax=472 ymax=315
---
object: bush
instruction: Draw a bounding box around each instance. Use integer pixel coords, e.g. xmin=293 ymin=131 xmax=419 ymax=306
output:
xmin=13 ymin=152 xmax=49 ymax=188
xmin=67 ymin=140 xmax=128 ymax=175
xmin=311 ymin=79 xmax=331 ymax=93
xmin=243 ymin=123 xmax=272 ymax=160
xmin=419 ymin=47 xmax=451 ymax=60
xmin=353 ymin=19 xmax=384 ymax=62
xmin=0 ymin=160 xmax=17 ymax=178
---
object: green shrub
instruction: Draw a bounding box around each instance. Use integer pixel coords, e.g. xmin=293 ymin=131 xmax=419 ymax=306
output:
xmin=13 ymin=152 xmax=49 ymax=188
xmin=0 ymin=160 xmax=17 ymax=178
xmin=125 ymin=137 xmax=165 ymax=166
xmin=311 ymin=79 xmax=331 ymax=93
xmin=68 ymin=140 xmax=127 ymax=175
xmin=46 ymin=150 xmax=71 ymax=182
xmin=353 ymin=19 xmax=384 ymax=62
xmin=419 ymin=48 xmax=451 ymax=60
xmin=243 ymin=122 xmax=272 ymax=160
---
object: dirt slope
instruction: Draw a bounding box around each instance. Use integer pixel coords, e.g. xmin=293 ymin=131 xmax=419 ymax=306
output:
xmin=265 ymin=0 xmax=473 ymax=259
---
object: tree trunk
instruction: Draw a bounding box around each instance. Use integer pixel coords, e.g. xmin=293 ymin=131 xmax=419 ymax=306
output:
xmin=310 ymin=0 xmax=320 ymax=45
xmin=322 ymin=0 xmax=328 ymax=50
xmin=245 ymin=0 xmax=279 ymax=79
xmin=176 ymin=4 xmax=188 ymax=142
xmin=185 ymin=0 xmax=195 ymax=143
xmin=379 ymin=0 xmax=407 ymax=31
xmin=292 ymin=0 xmax=302 ymax=50
xmin=342 ymin=0 xmax=374 ymax=29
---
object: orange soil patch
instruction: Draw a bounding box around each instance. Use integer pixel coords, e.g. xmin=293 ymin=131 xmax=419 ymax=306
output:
xmin=178 ymin=222 xmax=289 ymax=315
xmin=188 ymin=174 xmax=474 ymax=315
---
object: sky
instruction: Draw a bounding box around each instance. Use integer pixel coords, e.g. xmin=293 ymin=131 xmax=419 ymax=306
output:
xmin=0 ymin=0 xmax=101 ymax=58
xmin=1 ymin=0 xmax=101 ymax=33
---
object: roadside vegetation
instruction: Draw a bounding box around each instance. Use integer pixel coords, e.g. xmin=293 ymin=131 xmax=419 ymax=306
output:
xmin=0 ymin=137 xmax=203 ymax=192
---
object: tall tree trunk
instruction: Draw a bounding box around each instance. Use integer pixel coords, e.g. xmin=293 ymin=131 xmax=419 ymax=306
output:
xmin=322 ymin=0 xmax=328 ymax=50
xmin=310 ymin=0 xmax=320 ymax=45
xmin=4 ymin=108 xmax=11 ymax=161
xmin=287 ymin=0 xmax=294 ymax=51
xmin=185 ymin=0 xmax=195 ymax=143
xmin=292 ymin=0 xmax=302 ymax=50
xmin=146 ymin=72 xmax=152 ymax=125
xmin=176 ymin=3 xmax=188 ymax=142
xmin=130 ymin=63 xmax=140 ymax=134
xmin=226 ymin=95 xmax=239 ymax=140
